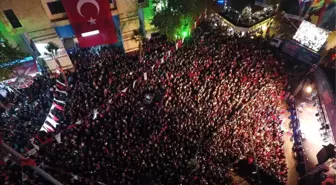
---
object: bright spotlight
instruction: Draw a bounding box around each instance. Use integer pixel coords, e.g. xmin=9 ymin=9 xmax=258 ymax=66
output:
xmin=306 ymin=86 xmax=313 ymax=93
xmin=262 ymin=25 xmax=268 ymax=31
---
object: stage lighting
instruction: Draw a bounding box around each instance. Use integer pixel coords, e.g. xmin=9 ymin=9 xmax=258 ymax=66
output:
xmin=306 ymin=86 xmax=312 ymax=93
xmin=262 ymin=25 xmax=267 ymax=31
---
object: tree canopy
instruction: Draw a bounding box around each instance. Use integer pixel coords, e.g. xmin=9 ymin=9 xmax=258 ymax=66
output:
xmin=0 ymin=40 xmax=27 ymax=64
xmin=151 ymin=0 xmax=205 ymax=41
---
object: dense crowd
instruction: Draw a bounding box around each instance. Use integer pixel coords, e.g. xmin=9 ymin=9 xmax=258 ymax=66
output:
xmin=0 ymin=75 xmax=54 ymax=151
xmin=1 ymin=14 xmax=288 ymax=185
xmin=0 ymin=74 xmax=55 ymax=184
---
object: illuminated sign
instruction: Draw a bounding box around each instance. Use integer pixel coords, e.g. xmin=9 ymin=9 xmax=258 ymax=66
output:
xmin=0 ymin=56 xmax=34 ymax=68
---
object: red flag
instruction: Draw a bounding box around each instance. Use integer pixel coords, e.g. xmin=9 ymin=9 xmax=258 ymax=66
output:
xmin=176 ymin=40 xmax=182 ymax=50
xmin=61 ymin=0 xmax=118 ymax=48
xmin=248 ymin=157 xmax=254 ymax=164
xmin=53 ymin=103 xmax=64 ymax=111
xmin=67 ymin=124 xmax=77 ymax=129
xmin=20 ymin=159 xmax=36 ymax=166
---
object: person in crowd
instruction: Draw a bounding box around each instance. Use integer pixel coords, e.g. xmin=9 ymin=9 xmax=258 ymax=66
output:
xmin=0 ymin=14 xmax=288 ymax=185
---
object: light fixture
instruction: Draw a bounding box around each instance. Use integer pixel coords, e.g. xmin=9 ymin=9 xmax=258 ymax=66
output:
xmin=306 ymin=86 xmax=313 ymax=93
xmin=262 ymin=25 xmax=268 ymax=31
xmin=81 ymin=30 xmax=100 ymax=37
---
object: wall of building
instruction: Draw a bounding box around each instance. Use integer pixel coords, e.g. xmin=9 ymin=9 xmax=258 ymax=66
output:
xmin=0 ymin=0 xmax=152 ymax=57
xmin=115 ymin=0 xmax=140 ymax=52
xmin=0 ymin=0 xmax=73 ymax=71
xmin=0 ymin=0 xmax=51 ymax=36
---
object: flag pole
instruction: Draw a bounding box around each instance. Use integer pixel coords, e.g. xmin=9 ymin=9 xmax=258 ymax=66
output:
xmin=0 ymin=142 xmax=63 ymax=185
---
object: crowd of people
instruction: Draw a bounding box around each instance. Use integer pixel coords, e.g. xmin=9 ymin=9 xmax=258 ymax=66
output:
xmin=0 ymin=74 xmax=55 ymax=184
xmin=1 ymin=13 xmax=289 ymax=185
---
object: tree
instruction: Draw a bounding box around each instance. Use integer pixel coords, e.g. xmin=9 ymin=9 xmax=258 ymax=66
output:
xmin=0 ymin=40 xmax=28 ymax=63
xmin=44 ymin=42 xmax=59 ymax=59
xmin=0 ymin=68 xmax=12 ymax=80
xmin=44 ymin=42 xmax=61 ymax=67
xmin=37 ymin=57 xmax=50 ymax=74
xmin=151 ymin=0 xmax=205 ymax=41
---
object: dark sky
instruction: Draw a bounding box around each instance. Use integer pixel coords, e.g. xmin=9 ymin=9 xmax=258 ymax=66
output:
xmin=280 ymin=0 xmax=300 ymax=15
xmin=225 ymin=0 xmax=301 ymax=15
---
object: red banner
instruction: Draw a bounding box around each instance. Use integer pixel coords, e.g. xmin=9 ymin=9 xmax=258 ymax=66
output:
xmin=61 ymin=0 xmax=118 ymax=48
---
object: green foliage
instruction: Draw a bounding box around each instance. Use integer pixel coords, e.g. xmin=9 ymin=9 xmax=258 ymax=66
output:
xmin=0 ymin=40 xmax=28 ymax=63
xmin=0 ymin=67 xmax=12 ymax=80
xmin=151 ymin=0 xmax=205 ymax=41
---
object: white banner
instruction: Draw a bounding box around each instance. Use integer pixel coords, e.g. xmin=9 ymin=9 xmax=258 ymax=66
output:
xmin=55 ymin=133 xmax=61 ymax=143
xmin=75 ymin=120 xmax=82 ymax=125
xmin=133 ymin=80 xmax=137 ymax=88
xmin=27 ymin=148 xmax=37 ymax=156
xmin=46 ymin=116 xmax=59 ymax=128
xmin=31 ymin=142 xmax=40 ymax=151
xmin=122 ymin=87 xmax=128 ymax=93
xmin=56 ymin=80 xmax=66 ymax=87
xmin=54 ymin=98 xmax=66 ymax=105
xmin=56 ymin=88 xmax=67 ymax=95
xmin=40 ymin=123 xmax=54 ymax=133
xmin=93 ymin=109 xmax=99 ymax=120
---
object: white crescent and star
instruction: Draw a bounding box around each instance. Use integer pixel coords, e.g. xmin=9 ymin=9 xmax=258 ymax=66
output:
xmin=88 ymin=17 xmax=96 ymax=25
xmin=76 ymin=0 xmax=100 ymax=25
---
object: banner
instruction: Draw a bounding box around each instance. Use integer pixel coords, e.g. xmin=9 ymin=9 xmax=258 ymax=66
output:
xmin=27 ymin=148 xmax=37 ymax=156
xmin=61 ymin=0 xmax=118 ymax=48
xmin=280 ymin=40 xmax=321 ymax=64
xmin=4 ymin=59 xmax=38 ymax=89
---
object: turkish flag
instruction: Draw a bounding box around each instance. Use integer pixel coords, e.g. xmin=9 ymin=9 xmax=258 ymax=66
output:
xmin=61 ymin=0 xmax=118 ymax=48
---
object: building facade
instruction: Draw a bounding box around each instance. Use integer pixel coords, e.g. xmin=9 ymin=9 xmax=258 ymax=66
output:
xmin=0 ymin=0 xmax=154 ymax=71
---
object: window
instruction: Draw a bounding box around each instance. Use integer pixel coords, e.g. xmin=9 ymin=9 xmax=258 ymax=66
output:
xmin=47 ymin=1 xmax=65 ymax=14
xmin=3 ymin=9 xmax=22 ymax=28
xmin=109 ymin=0 xmax=114 ymax=4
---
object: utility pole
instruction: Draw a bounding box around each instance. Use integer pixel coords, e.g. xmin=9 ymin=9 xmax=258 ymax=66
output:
xmin=0 ymin=141 xmax=63 ymax=185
